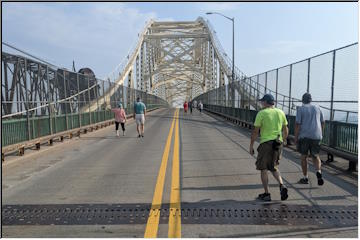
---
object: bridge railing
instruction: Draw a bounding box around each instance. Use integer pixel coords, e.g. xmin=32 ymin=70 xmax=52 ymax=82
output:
xmin=196 ymin=42 xmax=358 ymax=124
xmin=2 ymin=52 xmax=168 ymax=147
xmin=201 ymin=104 xmax=357 ymax=171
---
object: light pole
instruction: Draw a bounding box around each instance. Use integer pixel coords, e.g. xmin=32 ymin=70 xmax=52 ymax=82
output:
xmin=206 ymin=12 xmax=235 ymax=107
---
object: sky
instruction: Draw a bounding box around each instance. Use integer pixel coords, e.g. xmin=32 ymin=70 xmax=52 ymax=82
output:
xmin=2 ymin=2 xmax=358 ymax=80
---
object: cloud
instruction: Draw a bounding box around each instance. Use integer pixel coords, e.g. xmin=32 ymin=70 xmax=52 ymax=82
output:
xmin=2 ymin=3 xmax=158 ymax=78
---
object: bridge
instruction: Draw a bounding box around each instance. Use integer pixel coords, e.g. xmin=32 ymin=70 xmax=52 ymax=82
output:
xmin=1 ymin=18 xmax=358 ymax=238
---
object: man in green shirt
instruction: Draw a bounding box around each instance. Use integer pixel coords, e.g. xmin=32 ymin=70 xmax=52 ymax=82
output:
xmin=249 ymin=94 xmax=289 ymax=201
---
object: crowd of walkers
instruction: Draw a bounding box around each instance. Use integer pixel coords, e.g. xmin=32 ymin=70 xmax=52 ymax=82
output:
xmin=110 ymin=92 xmax=325 ymax=202
xmin=183 ymin=100 xmax=203 ymax=114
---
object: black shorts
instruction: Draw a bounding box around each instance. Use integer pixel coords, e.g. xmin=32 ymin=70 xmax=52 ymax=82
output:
xmin=297 ymin=138 xmax=321 ymax=157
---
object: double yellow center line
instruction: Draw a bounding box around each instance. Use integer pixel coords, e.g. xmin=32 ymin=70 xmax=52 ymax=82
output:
xmin=144 ymin=109 xmax=181 ymax=238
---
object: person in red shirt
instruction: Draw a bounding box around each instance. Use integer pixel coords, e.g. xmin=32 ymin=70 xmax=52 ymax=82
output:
xmin=111 ymin=103 xmax=127 ymax=136
xmin=183 ymin=101 xmax=188 ymax=113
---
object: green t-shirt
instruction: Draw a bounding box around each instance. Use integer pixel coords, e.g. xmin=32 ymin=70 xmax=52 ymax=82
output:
xmin=254 ymin=107 xmax=288 ymax=144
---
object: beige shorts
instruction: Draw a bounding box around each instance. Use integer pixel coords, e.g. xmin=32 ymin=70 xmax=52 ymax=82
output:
xmin=135 ymin=114 xmax=145 ymax=125
xmin=256 ymin=141 xmax=283 ymax=171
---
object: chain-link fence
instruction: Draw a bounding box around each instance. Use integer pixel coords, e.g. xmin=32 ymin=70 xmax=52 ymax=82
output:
xmin=2 ymin=52 xmax=168 ymax=146
xmin=196 ymin=43 xmax=358 ymax=124
xmin=194 ymin=43 xmax=358 ymax=155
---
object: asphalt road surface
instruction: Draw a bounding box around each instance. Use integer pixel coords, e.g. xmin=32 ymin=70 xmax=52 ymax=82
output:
xmin=2 ymin=108 xmax=358 ymax=237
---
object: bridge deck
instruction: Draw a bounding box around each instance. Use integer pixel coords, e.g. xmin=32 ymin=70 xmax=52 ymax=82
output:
xmin=2 ymin=108 xmax=358 ymax=237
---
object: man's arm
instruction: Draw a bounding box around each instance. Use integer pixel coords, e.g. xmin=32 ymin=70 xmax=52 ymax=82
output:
xmin=249 ymin=127 xmax=260 ymax=155
xmin=294 ymin=123 xmax=300 ymax=144
xmin=283 ymin=125 xmax=289 ymax=144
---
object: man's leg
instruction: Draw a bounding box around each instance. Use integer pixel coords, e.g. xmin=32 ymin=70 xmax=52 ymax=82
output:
xmin=271 ymin=169 xmax=288 ymax=200
xmin=301 ymin=155 xmax=308 ymax=177
xmin=261 ymin=170 xmax=269 ymax=193
xmin=312 ymin=155 xmax=321 ymax=172
xmin=141 ymin=124 xmax=144 ymax=135
xmin=270 ymin=169 xmax=284 ymax=185
xmin=312 ymin=155 xmax=324 ymax=185
xmin=136 ymin=123 xmax=141 ymax=136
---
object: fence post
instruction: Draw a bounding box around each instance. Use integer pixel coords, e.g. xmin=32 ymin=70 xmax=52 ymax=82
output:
xmin=275 ymin=68 xmax=279 ymax=108
xmin=307 ymin=58 xmax=311 ymax=93
xmin=330 ymin=50 xmax=336 ymax=121
xmin=77 ymin=73 xmax=82 ymax=128
xmin=288 ymin=64 xmax=292 ymax=115
xmin=88 ymin=76 xmax=92 ymax=124
xmin=95 ymin=78 xmax=100 ymax=123
xmin=265 ymin=72 xmax=267 ymax=93
xmin=256 ymin=75 xmax=259 ymax=110
xmin=63 ymin=71 xmax=68 ymax=130
xmin=103 ymin=80 xmax=106 ymax=121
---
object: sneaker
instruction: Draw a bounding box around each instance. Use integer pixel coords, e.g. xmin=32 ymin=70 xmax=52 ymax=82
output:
xmin=257 ymin=193 xmax=271 ymax=201
xmin=316 ymin=172 xmax=324 ymax=186
xmin=123 ymin=131 xmax=125 ymax=136
xmin=298 ymin=177 xmax=309 ymax=184
xmin=280 ymin=185 xmax=288 ymax=201
xmin=141 ymin=134 xmax=144 ymax=138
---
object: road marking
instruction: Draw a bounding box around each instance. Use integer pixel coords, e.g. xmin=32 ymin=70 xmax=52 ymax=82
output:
xmin=144 ymin=109 xmax=178 ymax=238
xmin=168 ymin=109 xmax=181 ymax=238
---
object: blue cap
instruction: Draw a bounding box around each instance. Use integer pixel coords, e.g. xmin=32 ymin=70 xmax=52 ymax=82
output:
xmin=259 ymin=94 xmax=275 ymax=105
xmin=118 ymin=103 xmax=123 ymax=108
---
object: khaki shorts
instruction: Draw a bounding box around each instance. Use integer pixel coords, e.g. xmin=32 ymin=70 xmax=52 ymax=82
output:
xmin=256 ymin=141 xmax=283 ymax=171
xmin=135 ymin=114 xmax=145 ymax=125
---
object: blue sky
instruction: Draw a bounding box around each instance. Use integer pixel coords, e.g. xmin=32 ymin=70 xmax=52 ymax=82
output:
xmin=2 ymin=2 xmax=358 ymax=79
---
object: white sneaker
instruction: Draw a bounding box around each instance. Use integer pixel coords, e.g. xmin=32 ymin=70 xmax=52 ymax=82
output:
xmin=116 ymin=130 xmax=119 ymax=137
xmin=123 ymin=131 xmax=125 ymax=136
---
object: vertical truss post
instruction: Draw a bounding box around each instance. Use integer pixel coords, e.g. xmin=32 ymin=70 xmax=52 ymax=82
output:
xmin=46 ymin=66 xmax=53 ymax=135
xmin=24 ymin=58 xmax=31 ymax=140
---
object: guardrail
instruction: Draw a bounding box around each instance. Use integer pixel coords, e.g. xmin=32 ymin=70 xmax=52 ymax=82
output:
xmin=2 ymin=105 xmax=164 ymax=161
xmin=202 ymin=104 xmax=357 ymax=171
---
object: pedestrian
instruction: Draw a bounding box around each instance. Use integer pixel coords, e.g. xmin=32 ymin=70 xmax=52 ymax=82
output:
xmin=134 ymin=97 xmax=146 ymax=138
xmin=111 ymin=103 xmax=126 ymax=136
xmin=189 ymin=101 xmax=193 ymax=114
xmin=249 ymin=94 xmax=289 ymax=201
xmin=198 ymin=101 xmax=203 ymax=114
xmin=183 ymin=101 xmax=188 ymax=113
xmin=193 ymin=100 xmax=197 ymax=112
xmin=294 ymin=93 xmax=325 ymax=185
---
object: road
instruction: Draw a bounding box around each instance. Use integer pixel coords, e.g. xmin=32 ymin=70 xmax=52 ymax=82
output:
xmin=2 ymin=108 xmax=358 ymax=237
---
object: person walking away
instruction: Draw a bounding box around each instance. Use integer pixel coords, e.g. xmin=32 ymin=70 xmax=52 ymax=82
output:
xmin=294 ymin=93 xmax=325 ymax=185
xmin=183 ymin=101 xmax=188 ymax=113
xmin=134 ymin=97 xmax=146 ymax=138
xmin=249 ymin=94 xmax=289 ymax=201
xmin=193 ymin=100 xmax=197 ymax=112
xmin=111 ymin=103 xmax=127 ymax=136
xmin=189 ymin=101 xmax=193 ymax=114
xmin=198 ymin=101 xmax=203 ymax=114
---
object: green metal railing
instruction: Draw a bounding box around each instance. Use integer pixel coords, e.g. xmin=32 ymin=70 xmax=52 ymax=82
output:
xmin=203 ymin=104 xmax=357 ymax=155
xmin=2 ymin=104 xmax=166 ymax=147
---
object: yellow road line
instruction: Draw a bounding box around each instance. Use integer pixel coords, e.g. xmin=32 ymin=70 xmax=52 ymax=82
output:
xmin=144 ymin=109 xmax=178 ymax=238
xmin=168 ymin=109 xmax=181 ymax=238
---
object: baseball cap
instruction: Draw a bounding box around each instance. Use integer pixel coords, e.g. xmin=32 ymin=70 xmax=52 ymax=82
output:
xmin=259 ymin=94 xmax=275 ymax=105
